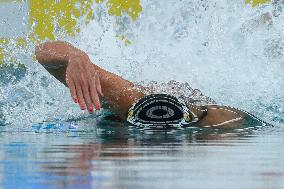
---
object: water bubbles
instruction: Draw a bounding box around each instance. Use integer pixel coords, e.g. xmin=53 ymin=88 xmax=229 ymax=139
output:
xmin=31 ymin=122 xmax=79 ymax=133
xmin=264 ymin=36 xmax=284 ymax=59
xmin=69 ymin=121 xmax=79 ymax=129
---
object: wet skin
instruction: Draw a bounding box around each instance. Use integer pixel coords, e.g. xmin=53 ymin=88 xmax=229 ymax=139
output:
xmin=35 ymin=41 xmax=252 ymax=128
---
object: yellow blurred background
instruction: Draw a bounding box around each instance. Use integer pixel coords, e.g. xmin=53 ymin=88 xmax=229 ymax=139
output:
xmin=0 ymin=0 xmax=271 ymax=65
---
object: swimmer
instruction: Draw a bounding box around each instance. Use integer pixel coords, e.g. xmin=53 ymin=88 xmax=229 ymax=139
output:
xmin=35 ymin=41 xmax=267 ymax=129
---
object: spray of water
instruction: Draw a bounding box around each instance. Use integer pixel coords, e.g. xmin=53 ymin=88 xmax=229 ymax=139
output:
xmin=0 ymin=0 xmax=283 ymax=128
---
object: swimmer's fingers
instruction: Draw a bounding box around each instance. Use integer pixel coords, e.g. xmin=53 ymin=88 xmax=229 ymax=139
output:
xmin=90 ymin=74 xmax=101 ymax=110
xmin=96 ymin=73 xmax=103 ymax=97
xmin=74 ymin=81 xmax=86 ymax=110
xmin=81 ymin=79 xmax=94 ymax=113
xmin=66 ymin=78 xmax=77 ymax=103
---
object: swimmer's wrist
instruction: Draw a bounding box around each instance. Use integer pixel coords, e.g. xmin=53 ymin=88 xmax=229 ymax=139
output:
xmin=67 ymin=49 xmax=89 ymax=64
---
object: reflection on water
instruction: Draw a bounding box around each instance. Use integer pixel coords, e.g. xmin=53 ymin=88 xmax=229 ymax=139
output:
xmin=0 ymin=119 xmax=283 ymax=189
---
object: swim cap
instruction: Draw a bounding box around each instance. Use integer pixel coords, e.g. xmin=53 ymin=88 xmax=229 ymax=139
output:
xmin=127 ymin=94 xmax=201 ymax=129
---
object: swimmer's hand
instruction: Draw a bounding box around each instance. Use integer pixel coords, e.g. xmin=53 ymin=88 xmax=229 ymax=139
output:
xmin=35 ymin=41 xmax=103 ymax=113
xmin=66 ymin=51 xmax=104 ymax=112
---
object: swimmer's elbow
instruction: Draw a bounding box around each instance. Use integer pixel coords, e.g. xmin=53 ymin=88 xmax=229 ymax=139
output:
xmin=34 ymin=42 xmax=56 ymax=65
xmin=34 ymin=45 xmax=40 ymax=60
xmin=35 ymin=44 xmax=46 ymax=64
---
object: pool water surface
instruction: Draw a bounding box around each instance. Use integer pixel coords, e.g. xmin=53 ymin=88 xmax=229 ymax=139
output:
xmin=0 ymin=119 xmax=283 ymax=189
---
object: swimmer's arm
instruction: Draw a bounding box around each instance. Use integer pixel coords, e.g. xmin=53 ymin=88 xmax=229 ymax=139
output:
xmin=35 ymin=41 xmax=72 ymax=67
xmin=94 ymin=65 xmax=145 ymax=118
xmin=35 ymin=41 xmax=144 ymax=118
xmin=35 ymin=41 xmax=80 ymax=85
xmin=36 ymin=41 xmax=105 ymax=113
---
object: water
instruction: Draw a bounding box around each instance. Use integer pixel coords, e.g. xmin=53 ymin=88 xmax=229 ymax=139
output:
xmin=0 ymin=123 xmax=283 ymax=189
xmin=0 ymin=0 xmax=283 ymax=188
